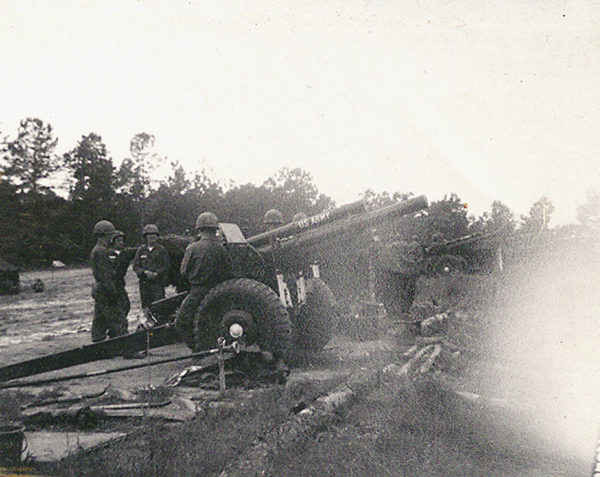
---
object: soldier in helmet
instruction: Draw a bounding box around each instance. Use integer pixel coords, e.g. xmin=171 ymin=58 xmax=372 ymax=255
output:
xmin=264 ymin=209 xmax=284 ymax=231
xmin=261 ymin=208 xmax=287 ymax=291
xmin=132 ymin=224 xmax=170 ymax=321
xmin=375 ymin=232 xmax=425 ymax=345
xmin=90 ymin=220 xmax=128 ymax=342
xmin=175 ymin=212 xmax=232 ymax=350
xmin=292 ymin=212 xmax=308 ymax=223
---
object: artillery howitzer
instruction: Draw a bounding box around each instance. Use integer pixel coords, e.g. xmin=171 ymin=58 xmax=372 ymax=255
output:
xmin=157 ymin=194 xmax=429 ymax=354
xmin=0 ymin=196 xmax=428 ymax=386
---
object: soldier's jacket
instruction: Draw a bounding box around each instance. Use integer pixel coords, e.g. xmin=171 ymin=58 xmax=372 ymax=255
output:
xmin=133 ymin=244 xmax=170 ymax=284
xmin=375 ymin=239 xmax=424 ymax=274
xmin=180 ymin=236 xmax=232 ymax=289
xmin=90 ymin=243 xmax=118 ymax=297
xmin=110 ymin=247 xmax=137 ymax=288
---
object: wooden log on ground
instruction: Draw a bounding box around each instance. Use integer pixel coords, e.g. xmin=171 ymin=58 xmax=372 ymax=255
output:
xmin=218 ymin=367 xmax=381 ymax=477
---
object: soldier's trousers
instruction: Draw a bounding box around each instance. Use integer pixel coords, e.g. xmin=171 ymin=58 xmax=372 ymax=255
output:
xmin=91 ymin=288 xmax=128 ymax=343
xmin=115 ymin=287 xmax=131 ymax=321
xmin=376 ymin=270 xmax=419 ymax=320
xmin=175 ymin=286 xmax=208 ymax=351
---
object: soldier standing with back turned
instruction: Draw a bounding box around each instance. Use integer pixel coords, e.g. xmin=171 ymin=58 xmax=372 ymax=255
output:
xmin=175 ymin=212 xmax=232 ymax=350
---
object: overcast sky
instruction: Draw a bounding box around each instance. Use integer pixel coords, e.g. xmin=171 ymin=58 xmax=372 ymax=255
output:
xmin=1 ymin=0 xmax=599 ymax=225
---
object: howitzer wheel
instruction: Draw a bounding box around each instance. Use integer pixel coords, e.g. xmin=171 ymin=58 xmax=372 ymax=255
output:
xmin=292 ymin=278 xmax=338 ymax=352
xmin=193 ymin=278 xmax=292 ymax=360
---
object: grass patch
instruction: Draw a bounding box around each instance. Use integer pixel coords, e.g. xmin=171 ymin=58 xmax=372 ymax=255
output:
xmin=32 ymin=385 xmax=308 ymax=477
xmin=270 ymin=378 xmax=587 ymax=477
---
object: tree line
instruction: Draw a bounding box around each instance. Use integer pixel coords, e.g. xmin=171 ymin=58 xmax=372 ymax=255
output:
xmin=1 ymin=117 xmax=597 ymax=268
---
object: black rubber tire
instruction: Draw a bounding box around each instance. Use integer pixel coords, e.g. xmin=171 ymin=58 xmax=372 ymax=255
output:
xmin=193 ymin=278 xmax=292 ymax=359
xmin=292 ymin=278 xmax=338 ymax=352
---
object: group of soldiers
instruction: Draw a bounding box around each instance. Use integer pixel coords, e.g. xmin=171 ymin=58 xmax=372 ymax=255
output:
xmin=90 ymin=212 xmax=231 ymax=353
xmin=90 ymin=220 xmax=170 ymax=345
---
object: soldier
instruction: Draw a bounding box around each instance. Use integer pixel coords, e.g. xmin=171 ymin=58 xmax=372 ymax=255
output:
xmin=110 ymin=230 xmax=137 ymax=323
xmin=175 ymin=212 xmax=232 ymax=350
xmin=263 ymin=209 xmax=284 ymax=231
xmin=292 ymin=212 xmax=308 ymax=223
xmin=375 ymin=233 xmax=424 ymax=343
xmin=133 ymin=224 xmax=170 ymax=321
xmin=262 ymin=209 xmax=284 ymax=291
xmin=90 ymin=220 xmax=128 ymax=342
xmin=401 ymin=235 xmax=424 ymax=314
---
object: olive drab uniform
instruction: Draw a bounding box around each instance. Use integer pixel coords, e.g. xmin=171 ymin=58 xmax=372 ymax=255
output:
xmin=132 ymin=243 xmax=170 ymax=310
xmin=175 ymin=236 xmax=232 ymax=350
xmin=90 ymin=243 xmax=128 ymax=342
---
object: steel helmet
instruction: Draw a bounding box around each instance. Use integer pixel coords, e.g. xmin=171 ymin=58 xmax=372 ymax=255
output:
xmin=263 ymin=209 xmax=283 ymax=226
xmin=142 ymin=224 xmax=160 ymax=236
xmin=195 ymin=212 xmax=219 ymax=229
xmin=293 ymin=212 xmax=308 ymax=222
xmin=93 ymin=220 xmax=116 ymax=236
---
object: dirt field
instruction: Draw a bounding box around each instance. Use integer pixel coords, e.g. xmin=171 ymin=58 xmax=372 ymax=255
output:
xmin=0 ymin=268 xmax=142 ymax=351
xmin=0 ymin=252 xmax=598 ymax=476
xmin=0 ymin=268 xmax=192 ymax=390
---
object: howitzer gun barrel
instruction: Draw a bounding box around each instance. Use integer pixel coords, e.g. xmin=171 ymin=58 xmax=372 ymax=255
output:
xmin=248 ymin=199 xmax=368 ymax=247
xmin=425 ymin=232 xmax=499 ymax=255
xmin=254 ymin=195 xmax=428 ymax=254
